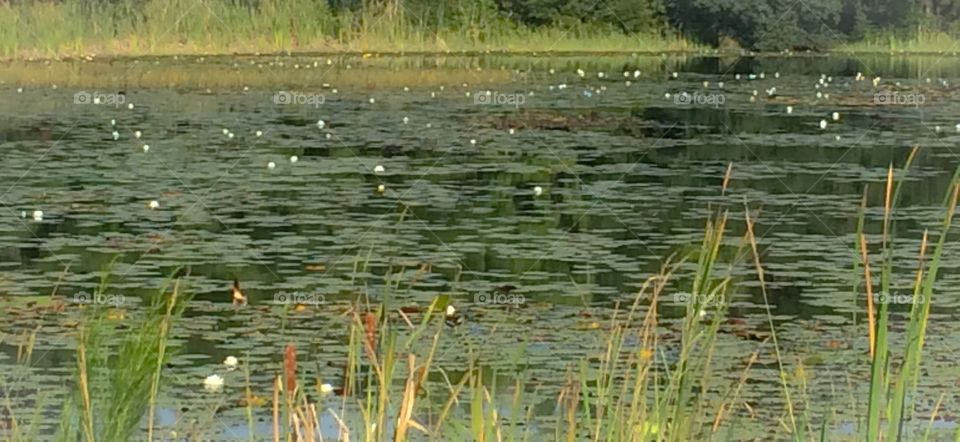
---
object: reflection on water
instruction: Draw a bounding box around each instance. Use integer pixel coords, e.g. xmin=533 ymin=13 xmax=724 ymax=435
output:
xmin=1 ymin=54 xmax=960 ymax=438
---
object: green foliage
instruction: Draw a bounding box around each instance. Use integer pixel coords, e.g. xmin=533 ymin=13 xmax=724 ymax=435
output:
xmin=666 ymin=0 xmax=844 ymax=50
xmin=497 ymin=0 xmax=665 ymax=33
xmin=7 ymin=0 xmax=960 ymax=55
xmin=667 ymin=0 xmax=960 ymax=50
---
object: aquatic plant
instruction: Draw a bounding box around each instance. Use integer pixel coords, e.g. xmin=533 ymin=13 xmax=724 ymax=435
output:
xmin=5 ymin=158 xmax=959 ymax=440
xmin=54 ymin=266 xmax=190 ymax=442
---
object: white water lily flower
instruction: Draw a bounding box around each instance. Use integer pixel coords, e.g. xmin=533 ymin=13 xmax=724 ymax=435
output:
xmin=373 ymin=165 xmax=385 ymax=174
xmin=534 ymin=186 xmax=543 ymax=196
xmin=204 ymin=374 xmax=224 ymax=393
xmin=223 ymin=356 xmax=239 ymax=370
xmin=290 ymin=156 xmax=298 ymax=163
xmin=267 ymin=162 xmax=276 ymax=170
xmin=32 ymin=210 xmax=43 ymax=221
xmin=148 ymin=200 xmax=159 ymax=210
xmin=319 ymin=383 xmax=335 ymax=394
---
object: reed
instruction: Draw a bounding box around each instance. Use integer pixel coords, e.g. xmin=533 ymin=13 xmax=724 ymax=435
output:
xmin=0 ymin=0 xmax=693 ymax=60
xmin=860 ymin=149 xmax=958 ymax=441
xmin=836 ymin=30 xmax=960 ymax=54
xmin=6 ymin=160 xmax=958 ymax=440
xmin=54 ymin=267 xmax=190 ymax=442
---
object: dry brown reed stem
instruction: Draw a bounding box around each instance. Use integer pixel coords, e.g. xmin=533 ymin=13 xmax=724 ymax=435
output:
xmin=273 ymin=375 xmax=281 ymax=442
xmin=860 ymin=192 xmax=877 ymax=359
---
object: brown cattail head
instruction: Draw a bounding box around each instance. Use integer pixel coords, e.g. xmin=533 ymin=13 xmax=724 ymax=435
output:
xmin=364 ymin=312 xmax=378 ymax=354
xmin=283 ymin=343 xmax=297 ymax=396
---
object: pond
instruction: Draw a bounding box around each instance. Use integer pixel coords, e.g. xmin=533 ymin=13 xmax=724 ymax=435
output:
xmin=1 ymin=53 xmax=959 ymax=440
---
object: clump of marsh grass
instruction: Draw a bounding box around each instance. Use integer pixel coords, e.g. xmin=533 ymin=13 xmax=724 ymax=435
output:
xmin=859 ymin=149 xmax=960 ymax=441
xmin=836 ymin=30 xmax=960 ymax=54
xmin=0 ymin=0 xmax=695 ymax=59
xmin=55 ymin=267 xmax=190 ymax=442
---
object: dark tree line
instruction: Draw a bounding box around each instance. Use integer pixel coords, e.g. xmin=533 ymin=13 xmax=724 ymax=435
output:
xmin=367 ymin=0 xmax=960 ymax=49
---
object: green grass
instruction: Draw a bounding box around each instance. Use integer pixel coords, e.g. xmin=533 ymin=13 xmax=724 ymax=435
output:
xmin=54 ymin=265 xmax=190 ymax=442
xmin=0 ymin=0 xmax=694 ymax=59
xmin=836 ymin=30 xmax=960 ymax=54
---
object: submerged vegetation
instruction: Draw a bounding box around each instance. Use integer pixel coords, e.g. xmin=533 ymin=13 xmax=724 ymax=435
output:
xmin=6 ymin=0 xmax=960 ymax=58
xmin=4 ymin=159 xmax=958 ymax=440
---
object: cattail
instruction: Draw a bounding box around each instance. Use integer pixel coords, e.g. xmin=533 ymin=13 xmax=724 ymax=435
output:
xmin=364 ymin=312 xmax=378 ymax=356
xmin=283 ymin=344 xmax=297 ymax=397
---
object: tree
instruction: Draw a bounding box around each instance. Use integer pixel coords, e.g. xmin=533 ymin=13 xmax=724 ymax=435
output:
xmin=667 ymin=0 xmax=844 ymax=50
xmin=496 ymin=0 xmax=666 ymax=33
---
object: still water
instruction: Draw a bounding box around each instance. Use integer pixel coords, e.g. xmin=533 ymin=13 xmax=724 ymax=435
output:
xmin=1 ymin=53 xmax=959 ymax=439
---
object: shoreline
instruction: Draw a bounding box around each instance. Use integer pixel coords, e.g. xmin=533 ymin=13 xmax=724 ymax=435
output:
xmin=5 ymin=47 xmax=960 ymax=63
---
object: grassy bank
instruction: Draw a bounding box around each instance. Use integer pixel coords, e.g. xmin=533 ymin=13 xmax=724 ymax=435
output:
xmin=836 ymin=31 xmax=960 ymax=54
xmin=0 ymin=0 xmax=694 ymax=60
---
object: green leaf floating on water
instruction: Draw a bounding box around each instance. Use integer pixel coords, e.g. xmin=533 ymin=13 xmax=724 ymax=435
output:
xmin=0 ymin=295 xmax=63 ymax=309
xmin=802 ymin=354 xmax=825 ymax=366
